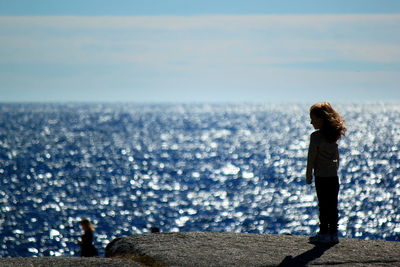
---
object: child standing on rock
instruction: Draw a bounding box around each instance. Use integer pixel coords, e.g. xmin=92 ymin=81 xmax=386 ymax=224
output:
xmin=306 ymin=102 xmax=346 ymax=244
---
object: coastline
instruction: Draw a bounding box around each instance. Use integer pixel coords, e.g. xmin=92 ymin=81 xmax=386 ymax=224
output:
xmin=2 ymin=232 xmax=398 ymax=266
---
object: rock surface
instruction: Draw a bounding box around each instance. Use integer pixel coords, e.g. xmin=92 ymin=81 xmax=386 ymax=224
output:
xmin=105 ymin=232 xmax=400 ymax=266
xmin=0 ymin=257 xmax=140 ymax=267
xmin=1 ymin=233 xmax=399 ymax=266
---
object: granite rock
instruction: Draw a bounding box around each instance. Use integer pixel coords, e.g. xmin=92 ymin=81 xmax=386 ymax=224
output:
xmin=105 ymin=232 xmax=400 ymax=266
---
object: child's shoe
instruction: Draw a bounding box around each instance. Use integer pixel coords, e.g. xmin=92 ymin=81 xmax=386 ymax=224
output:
xmin=309 ymin=233 xmax=331 ymax=244
xmin=330 ymin=232 xmax=339 ymax=244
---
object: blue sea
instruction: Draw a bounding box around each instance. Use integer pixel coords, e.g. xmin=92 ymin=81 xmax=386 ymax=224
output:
xmin=0 ymin=103 xmax=399 ymax=257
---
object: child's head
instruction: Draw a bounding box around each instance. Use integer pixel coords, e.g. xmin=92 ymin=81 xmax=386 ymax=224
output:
xmin=310 ymin=102 xmax=346 ymax=142
xmin=80 ymin=218 xmax=95 ymax=232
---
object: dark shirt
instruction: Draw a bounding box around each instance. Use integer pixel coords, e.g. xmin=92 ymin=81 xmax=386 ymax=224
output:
xmin=307 ymin=130 xmax=339 ymax=179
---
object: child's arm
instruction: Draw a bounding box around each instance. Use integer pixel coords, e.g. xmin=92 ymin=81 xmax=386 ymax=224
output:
xmin=306 ymin=133 xmax=318 ymax=184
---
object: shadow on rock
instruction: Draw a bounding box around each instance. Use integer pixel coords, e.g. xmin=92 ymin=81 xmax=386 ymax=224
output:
xmin=278 ymin=243 xmax=336 ymax=267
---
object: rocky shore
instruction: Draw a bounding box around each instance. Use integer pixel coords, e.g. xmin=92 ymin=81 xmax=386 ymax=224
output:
xmin=1 ymin=232 xmax=399 ymax=266
xmin=0 ymin=256 xmax=139 ymax=267
xmin=105 ymin=232 xmax=400 ymax=266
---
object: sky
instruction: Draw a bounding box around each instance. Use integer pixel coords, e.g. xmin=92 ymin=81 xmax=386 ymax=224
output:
xmin=0 ymin=0 xmax=399 ymax=103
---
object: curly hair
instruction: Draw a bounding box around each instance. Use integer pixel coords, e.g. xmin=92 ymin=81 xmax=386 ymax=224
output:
xmin=310 ymin=102 xmax=346 ymax=143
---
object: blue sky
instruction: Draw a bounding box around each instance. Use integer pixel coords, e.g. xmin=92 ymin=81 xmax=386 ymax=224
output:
xmin=1 ymin=0 xmax=400 ymax=16
xmin=0 ymin=1 xmax=399 ymax=102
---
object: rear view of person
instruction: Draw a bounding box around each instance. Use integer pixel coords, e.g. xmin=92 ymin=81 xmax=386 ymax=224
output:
xmin=77 ymin=218 xmax=98 ymax=257
xmin=306 ymin=102 xmax=346 ymax=244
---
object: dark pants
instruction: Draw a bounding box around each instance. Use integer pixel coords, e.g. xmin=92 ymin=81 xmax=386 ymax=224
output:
xmin=315 ymin=176 xmax=339 ymax=234
xmin=80 ymin=244 xmax=98 ymax=257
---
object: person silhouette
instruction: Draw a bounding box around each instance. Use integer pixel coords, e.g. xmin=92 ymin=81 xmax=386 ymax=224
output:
xmin=306 ymin=102 xmax=346 ymax=244
xmin=77 ymin=218 xmax=98 ymax=257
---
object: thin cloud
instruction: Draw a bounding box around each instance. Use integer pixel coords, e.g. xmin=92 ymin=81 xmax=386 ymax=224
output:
xmin=1 ymin=14 xmax=399 ymax=29
xmin=0 ymin=14 xmax=399 ymax=102
xmin=1 ymin=14 xmax=399 ymax=64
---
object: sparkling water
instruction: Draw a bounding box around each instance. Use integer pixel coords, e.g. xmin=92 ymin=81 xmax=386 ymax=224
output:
xmin=0 ymin=103 xmax=399 ymax=257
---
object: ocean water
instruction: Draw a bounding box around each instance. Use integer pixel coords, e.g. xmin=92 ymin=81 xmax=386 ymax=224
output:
xmin=0 ymin=103 xmax=399 ymax=257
